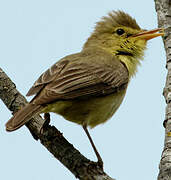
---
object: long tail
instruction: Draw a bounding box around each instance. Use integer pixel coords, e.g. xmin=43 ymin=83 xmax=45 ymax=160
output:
xmin=6 ymin=103 xmax=43 ymax=132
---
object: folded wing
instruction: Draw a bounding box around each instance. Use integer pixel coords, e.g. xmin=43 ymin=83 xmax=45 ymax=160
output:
xmin=28 ymin=53 xmax=129 ymax=105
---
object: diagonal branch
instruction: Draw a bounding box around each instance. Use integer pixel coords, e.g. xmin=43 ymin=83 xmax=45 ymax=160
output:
xmin=0 ymin=67 xmax=115 ymax=180
xmin=155 ymin=0 xmax=171 ymax=179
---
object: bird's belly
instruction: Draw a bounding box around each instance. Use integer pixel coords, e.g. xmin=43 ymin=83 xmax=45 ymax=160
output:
xmin=42 ymin=89 xmax=126 ymax=128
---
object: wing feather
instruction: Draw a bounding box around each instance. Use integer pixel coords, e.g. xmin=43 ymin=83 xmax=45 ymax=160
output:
xmin=26 ymin=60 xmax=69 ymax=96
xmin=27 ymin=49 xmax=129 ymax=105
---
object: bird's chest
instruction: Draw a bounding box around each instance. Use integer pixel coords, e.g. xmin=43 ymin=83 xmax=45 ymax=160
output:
xmin=42 ymin=89 xmax=126 ymax=128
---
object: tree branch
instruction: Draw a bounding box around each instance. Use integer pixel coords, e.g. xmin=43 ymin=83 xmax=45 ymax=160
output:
xmin=154 ymin=0 xmax=171 ymax=179
xmin=0 ymin=67 xmax=115 ymax=180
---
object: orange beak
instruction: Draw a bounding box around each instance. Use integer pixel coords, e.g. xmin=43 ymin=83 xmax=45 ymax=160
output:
xmin=131 ymin=28 xmax=164 ymax=41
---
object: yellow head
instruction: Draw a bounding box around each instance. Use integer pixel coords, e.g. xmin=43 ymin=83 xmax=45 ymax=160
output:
xmin=83 ymin=11 xmax=164 ymax=77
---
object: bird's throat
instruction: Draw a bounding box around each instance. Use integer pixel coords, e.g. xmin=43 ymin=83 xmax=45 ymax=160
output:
xmin=118 ymin=55 xmax=140 ymax=78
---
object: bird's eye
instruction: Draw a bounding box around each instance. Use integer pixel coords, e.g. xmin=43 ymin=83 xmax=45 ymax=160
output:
xmin=116 ymin=29 xmax=125 ymax=35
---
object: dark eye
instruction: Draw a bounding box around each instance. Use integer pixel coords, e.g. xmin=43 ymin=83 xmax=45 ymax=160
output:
xmin=116 ymin=29 xmax=125 ymax=35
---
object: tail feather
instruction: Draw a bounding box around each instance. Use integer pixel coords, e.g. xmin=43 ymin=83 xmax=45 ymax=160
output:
xmin=6 ymin=103 xmax=43 ymax=132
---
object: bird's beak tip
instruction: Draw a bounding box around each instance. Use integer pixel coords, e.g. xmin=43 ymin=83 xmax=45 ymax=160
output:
xmin=132 ymin=28 xmax=164 ymax=41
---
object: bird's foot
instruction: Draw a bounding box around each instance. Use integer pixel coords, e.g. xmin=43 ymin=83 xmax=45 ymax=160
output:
xmin=97 ymin=159 xmax=104 ymax=169
xmin=40 ymin=113 xmax=51 ymax=134
xmin=44 ymin=113 xmax=51 ymax=124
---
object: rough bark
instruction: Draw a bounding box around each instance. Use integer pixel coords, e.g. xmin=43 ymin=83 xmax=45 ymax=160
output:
xmin=0 ymin=67 xmax=115 ymax=180
xmin=154 ymin=0 xmax=171 ymax=180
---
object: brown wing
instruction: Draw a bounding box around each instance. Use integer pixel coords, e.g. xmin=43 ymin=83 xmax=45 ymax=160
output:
xmin=27 ymin=50 xmax=129 ymax=105
xmin=26 ymin=60 xmax=69 ymax=96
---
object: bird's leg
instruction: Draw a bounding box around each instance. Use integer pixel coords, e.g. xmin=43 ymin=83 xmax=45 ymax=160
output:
xmin=44 ymin=112 xmax=51 ymax=124
xmin=82 ymin=125 xmax=103 ymax=168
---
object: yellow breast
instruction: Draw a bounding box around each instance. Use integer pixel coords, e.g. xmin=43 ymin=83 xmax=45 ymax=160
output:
xmin=42 ymin=88 xmax=127 ymax=128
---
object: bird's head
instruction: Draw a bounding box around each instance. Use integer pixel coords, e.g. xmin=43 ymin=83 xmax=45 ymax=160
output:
xmin=83 ymin=11 xmax=164 ymax=77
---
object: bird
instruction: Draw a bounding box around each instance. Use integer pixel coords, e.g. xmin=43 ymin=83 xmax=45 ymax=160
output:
xmin=6 ymin=10 xmax=164 ymax=167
